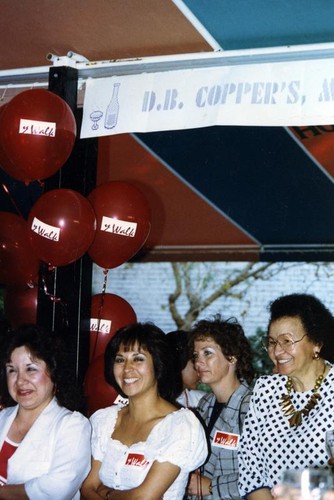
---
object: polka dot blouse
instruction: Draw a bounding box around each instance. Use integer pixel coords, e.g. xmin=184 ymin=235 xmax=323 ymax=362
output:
xmin=238 ymin=365 xmax=334 ymax=497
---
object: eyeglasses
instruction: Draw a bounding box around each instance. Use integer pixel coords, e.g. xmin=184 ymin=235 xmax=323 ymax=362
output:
xmin=261 ymin=334 xmax=307 ymax=352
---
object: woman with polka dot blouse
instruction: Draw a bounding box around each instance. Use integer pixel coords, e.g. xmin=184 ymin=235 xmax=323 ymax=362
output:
xmin=238 ymin=293 xmax=334 ymax=500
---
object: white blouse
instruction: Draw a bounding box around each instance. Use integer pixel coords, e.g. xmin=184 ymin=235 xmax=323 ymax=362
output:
xmin=90 ymin=404 xmax=208 ymax=499
xmin=176 ymin=388 xmax=207 ymax=408
xmin=0 ymin=398 xmax=91 ymax=499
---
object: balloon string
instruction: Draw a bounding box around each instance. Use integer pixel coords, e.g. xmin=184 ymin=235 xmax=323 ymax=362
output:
xmin=1 ymin=182 xmax=24 ymax=217
xmin=101 ymin=268 xmax=109 ymax=296
xmin=41 ymin=268 xmax=69 ymax=328
xmin=91 ymin=268 xmax=109 ymax=361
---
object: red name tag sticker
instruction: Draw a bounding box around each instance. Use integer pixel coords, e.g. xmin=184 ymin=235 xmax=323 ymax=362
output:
xmin=125 ymin=453 xmax=150 ymax=468
xmin=212 ymin=431 xmax=240 ymax=449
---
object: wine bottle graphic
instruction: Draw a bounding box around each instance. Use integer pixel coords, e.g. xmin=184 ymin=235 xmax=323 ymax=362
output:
xmin=104 ymin=82 xmax=120 ymax=129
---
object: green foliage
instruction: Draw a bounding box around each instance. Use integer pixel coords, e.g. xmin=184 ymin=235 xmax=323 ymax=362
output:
xmin=248 ymin=327 xmax=274 ymax=376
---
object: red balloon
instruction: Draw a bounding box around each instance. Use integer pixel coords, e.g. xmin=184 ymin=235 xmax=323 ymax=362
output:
xmin=0 ymin=106 xmax=7 ymax=169
xmin=84 ymin=355 xmax=124 ymax=415
xmin=0 ymin=212 xmax=40 ymax=287
xmin=0 ymin=89 xmax=76 ymax=183
xmin=0 ymin=105 xmax=18 ymax=176
xmin=27 ymin=188 xmax=96 ymax=267
xmin=90 ymin=293 xmax=137 ymax=362
xmin=4 ymin=286 xmax=38 ymax=328
xmin=88 ymin=181 xmax=151 ymax=269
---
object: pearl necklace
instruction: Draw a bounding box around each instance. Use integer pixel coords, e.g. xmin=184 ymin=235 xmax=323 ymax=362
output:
xmin=279 ymin=366 xmax=326 ymax=428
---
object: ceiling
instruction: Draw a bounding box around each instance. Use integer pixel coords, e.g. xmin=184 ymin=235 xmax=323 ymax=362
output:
xmin=0 ymin=0 xmax=212 ymax=70
xmin=1 ymin=0 xmax=334 ymax=70
xmin=1 ymin=1 xmax=334 ymax=262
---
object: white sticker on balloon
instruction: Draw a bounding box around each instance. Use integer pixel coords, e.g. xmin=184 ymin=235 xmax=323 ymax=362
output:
xmin=90 ymin=318 xmax=112 ymax=334
xmin=101 ymin=216 xmax=137 ymax=237
xmin=19 ymin=118 xmax=56 ymax=137
xmin=31 ymin=217 xmax=60 ymax=241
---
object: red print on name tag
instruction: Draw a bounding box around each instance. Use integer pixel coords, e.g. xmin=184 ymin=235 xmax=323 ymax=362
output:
xmin=125 ymin=453 xmax=150 ymax=467
xmin=212 ymin=431 xmax=240 ymax=449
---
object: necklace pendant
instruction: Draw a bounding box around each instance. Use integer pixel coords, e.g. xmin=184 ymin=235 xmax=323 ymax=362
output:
xmin=283 ymin=406 xmax=295 ymax=417
xmin=289 ymin=411 xmax=302 ymax=428
xmin=280 ymin=370 xmax=325 ymax=428
xmin=280 ymin=395 xmax=295 ymax=416
xmin=281 ymin=398 xmax=291 ymax=408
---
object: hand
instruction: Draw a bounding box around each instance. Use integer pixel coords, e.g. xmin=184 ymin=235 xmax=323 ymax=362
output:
xmin=187 ymin=472 xmax=211 ymax=497
xmin=96 ymin=484 xmax=113 ymax=499
xmin=329 ymin=458 xmax=334 ymax=476
xmin=272 ymin=484 xmax=298 ymax=499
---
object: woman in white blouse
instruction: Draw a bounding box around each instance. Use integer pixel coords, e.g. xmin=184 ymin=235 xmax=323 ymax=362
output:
xmin=0 ymin=324 xmax=91 ymax=499
xmin=81 ymin=322 xmax=208 ymax=500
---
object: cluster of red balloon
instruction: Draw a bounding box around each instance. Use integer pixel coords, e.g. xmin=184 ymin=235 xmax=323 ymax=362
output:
xmin=0 ymin=90 xmax=150 ymax=413
xmin=0 ymin=89 xmax=78 ymax=326
xmin=0 ymin=188 xmax=97 ymax=326
xmin=0 ymin=89 xmax=152 ymax=335
xmin=23 ymin=180 xmax=151 ymax=270
xmin=1 ymin=179 xmax=151 ymax=329
xmin=84 ymin=293 xmax=137 ymax=414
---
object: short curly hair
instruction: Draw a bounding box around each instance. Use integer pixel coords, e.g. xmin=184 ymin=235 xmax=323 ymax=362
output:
xmin=268 ymin=293 xmax=334 ymax=363
xmin=104 ymin=322 xmax=181 ymax=403
xmin=188 ymin=314 xmax=255 ymax=385
xmin=0 ymin=324 xmax=86 ymax=412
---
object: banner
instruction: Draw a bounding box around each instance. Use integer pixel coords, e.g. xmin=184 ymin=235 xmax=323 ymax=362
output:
xmin=81 ymin=58 xmax=334 ymax=138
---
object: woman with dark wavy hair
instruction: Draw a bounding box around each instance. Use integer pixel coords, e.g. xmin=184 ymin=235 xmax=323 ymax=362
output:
xmin=0 ymin=324 xmax=91 ymax=499
xmin=187 ymin=314 xmax=254 ymax=500
xmin=238 ymin=293 xmax=334 ymax=500
xmin=81 ymin=322 xmax=208 ymax=500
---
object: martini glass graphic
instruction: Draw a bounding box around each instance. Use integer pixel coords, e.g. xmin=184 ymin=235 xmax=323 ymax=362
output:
xmin=90 ymin=110 xmax=103 ymax=130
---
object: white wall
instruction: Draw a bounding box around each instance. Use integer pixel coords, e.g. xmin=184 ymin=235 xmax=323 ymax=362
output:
xmin=92 ymin=262 xmax=334 ymax=336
